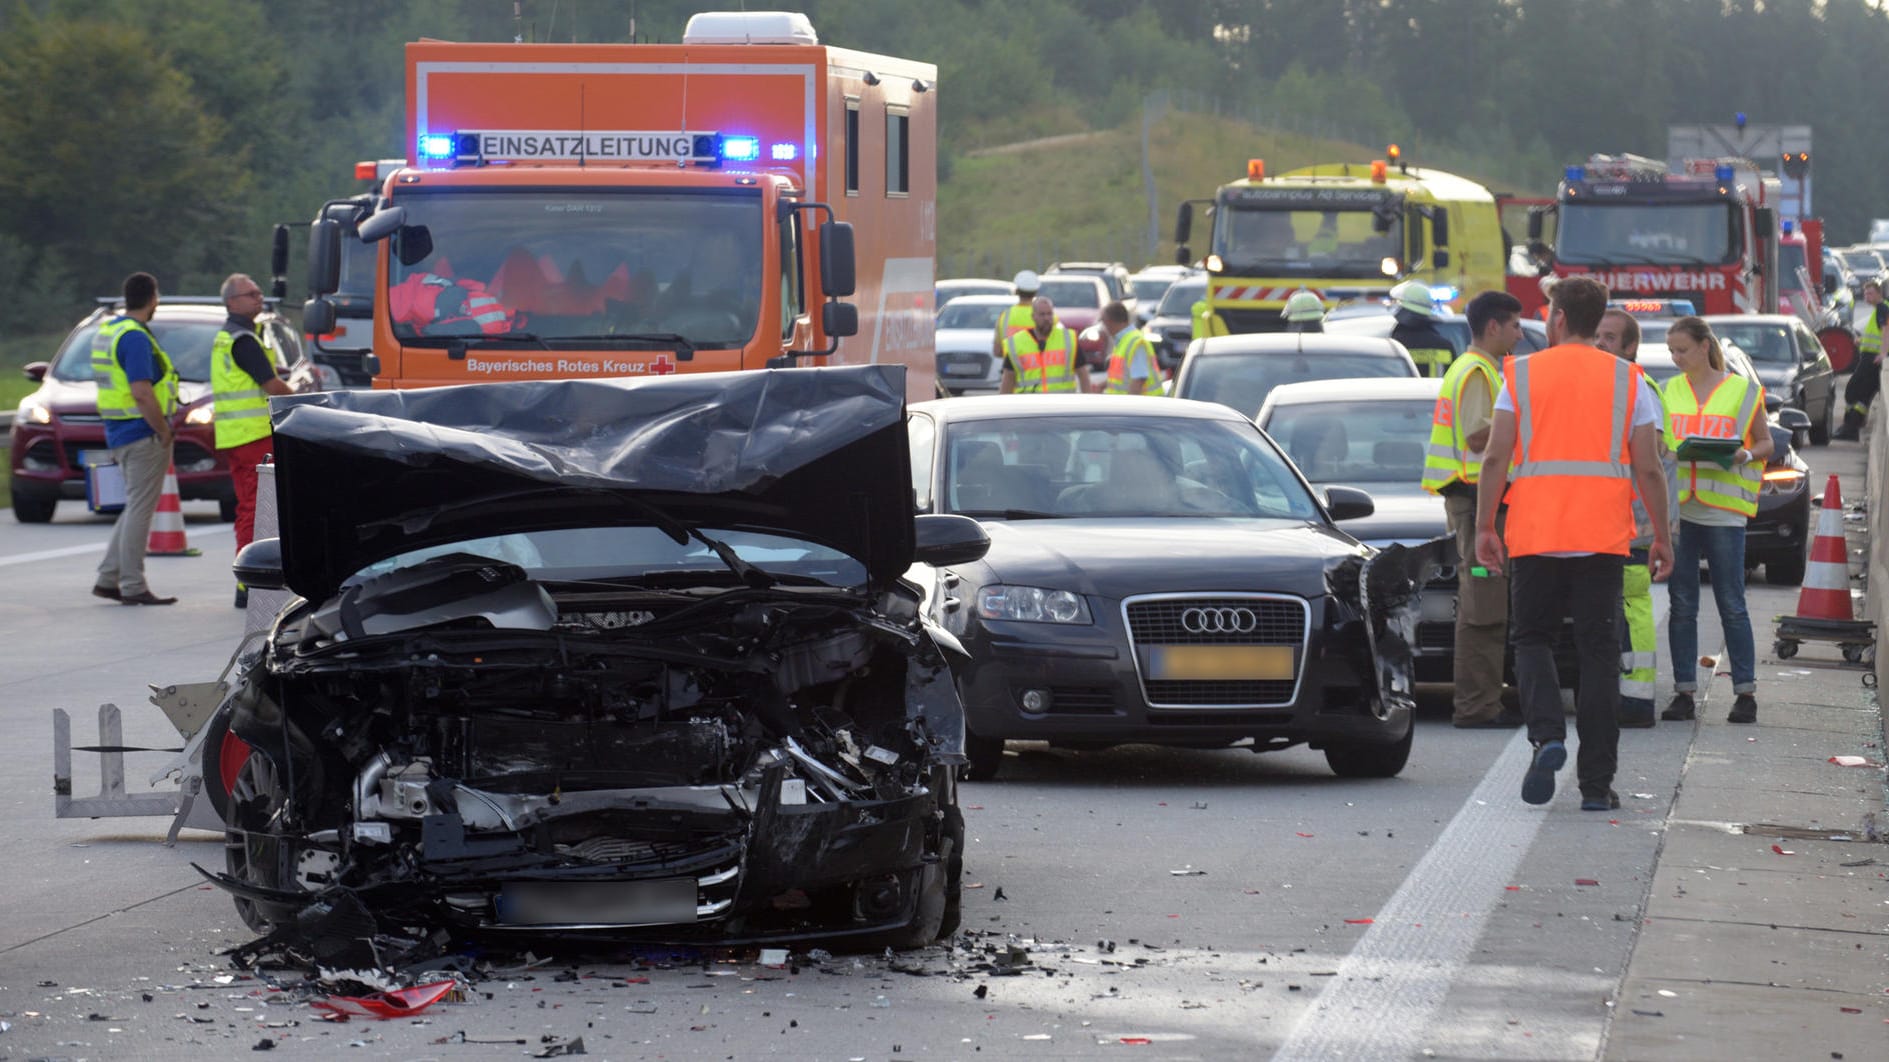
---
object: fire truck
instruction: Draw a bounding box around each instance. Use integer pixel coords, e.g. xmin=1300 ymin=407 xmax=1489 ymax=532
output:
xmin=1535 ymin=153 xmax=1783 ymax=315
xmin=301 ymin=11 xmax=939 ymax=402
xmin=1172 ymin=147 xmax=1506 ymax=331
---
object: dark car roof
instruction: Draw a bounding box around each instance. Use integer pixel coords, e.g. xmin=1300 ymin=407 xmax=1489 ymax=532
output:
xmin=913 ymin=393 xmax=1249 ymax=424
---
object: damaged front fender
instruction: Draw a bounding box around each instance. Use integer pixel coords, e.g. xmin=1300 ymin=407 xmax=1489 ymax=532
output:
xmin=1329 ymin=536 xmax=1456 ymax=715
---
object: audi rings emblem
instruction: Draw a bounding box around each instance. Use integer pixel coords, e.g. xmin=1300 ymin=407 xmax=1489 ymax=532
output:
xmin=1181 ymin=606 xmax=1260 ymax=634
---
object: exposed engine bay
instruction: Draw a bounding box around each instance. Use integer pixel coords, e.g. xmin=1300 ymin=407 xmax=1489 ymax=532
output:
xmin=202 ymin=554 xmax=967 ymax=965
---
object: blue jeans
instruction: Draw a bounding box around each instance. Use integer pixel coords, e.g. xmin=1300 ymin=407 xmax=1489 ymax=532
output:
xmin=1669 ymin=520 xmax=1757 ymax=695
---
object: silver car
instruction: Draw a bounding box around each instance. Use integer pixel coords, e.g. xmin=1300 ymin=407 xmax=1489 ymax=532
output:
xmin=934 ymin=294 xmax=1020 ymax=395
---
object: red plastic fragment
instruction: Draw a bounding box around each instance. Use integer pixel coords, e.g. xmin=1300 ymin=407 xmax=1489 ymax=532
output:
xmin=309 ymin=980 xmax=457 ymax=1020
xmin=1120 ymin=1037 xmax=1152 ymax=1045
xmin=1772 ymin=845 xmax=1795 ymax=856
xmin=1574 ymin=879 xmax=1600 ymax=886
xmin=1295 ymin=832 xmax=1314 ymax=838
xmin=1344 ymin=918 xmax=1374 ymax=925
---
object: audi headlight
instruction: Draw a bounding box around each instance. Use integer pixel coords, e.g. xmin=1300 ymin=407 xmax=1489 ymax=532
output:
xmin=184 ymin=404 xmax=214 ymax=426
xmin=17 ymin=397 xmax=52 ymax=425
xmin=975 ymin=585 xmax=1092 ymax=624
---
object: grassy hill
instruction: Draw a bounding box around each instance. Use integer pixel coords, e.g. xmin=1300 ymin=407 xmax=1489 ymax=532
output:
xmin=937 ymin=108 xmax=1538 ymax=280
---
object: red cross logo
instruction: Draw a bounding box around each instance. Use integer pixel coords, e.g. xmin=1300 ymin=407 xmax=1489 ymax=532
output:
xmin=649 ymin=353 xmax=677 ymax=375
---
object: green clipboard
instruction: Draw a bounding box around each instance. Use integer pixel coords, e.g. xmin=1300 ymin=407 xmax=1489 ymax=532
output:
xmin=1674 ymin=436 xmax=1742 ymax=468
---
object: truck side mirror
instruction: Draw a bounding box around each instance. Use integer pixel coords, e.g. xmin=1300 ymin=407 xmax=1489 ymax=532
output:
xmin=307 ymin=219 xmax=340 ymax=296
xmin=1175 ymin=244 xmax=1191 ymax=266
xmin=303 ymin=298 xmax=335 ymax=338
xmin=1175 ymin=202 xmax=1193 ymax=245
xmin=820 ymin=222 xmax=856 ymax=297
xmin=357 ymin=205 xmax=407 ymax=243
xmin=1754 ymin=207 xmax=1776 ymax=239
xmin=270 ymin=224 xmax=291 ymax=300
xmin=1430 ymin=209 xmax=1449 ymax=247
xmin=1527 ymin=210 xmax=1544 ymax=241
xmin=1433 ymin=250 xmax=1450 ymax=269
xmin=822 ymin=301 xmax=858 ymax=337
xmin=1372 ymin=205 xmax=1395 ymax=234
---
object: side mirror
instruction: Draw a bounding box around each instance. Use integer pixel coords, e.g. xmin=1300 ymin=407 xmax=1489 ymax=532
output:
xmin=302 ymin=298 xmax=336 ymax=338
xmin=233 ymin=537 xmax=287 ymax=591
xmin=822 ymin=301 xmax=858 ymax=338
xmin=307 ymin=219 xmax=340 ymax=296
xmin=1763 ymin=392 xmax=1784 ymax=414
xmin=1322 ymin=485 xmax=1376 ymax=522
xmin=1776 ymin=407 xmax=1811 ymax=431
xmin=356 ymin=205 xmax=406 ymax=243
xmin=1527 ymin=210 xmax=1544 ymax=241
xmin=820 ymin=222 xmax=856 ymax=297
xmin=1175 ymin=244 xmax=1191 ymax=266
xmin=24 ymin=360 xmax=50 ymax=383
xmin=1372 ymin=206 xmax=1395 ymax=235
xmin=1433 ymin=250 xmax=1450 ymax=269
xmin=270 ymin=224 xmax=291 ymax=299
xmin=1431 ymin=209 xmax=1450 ymax=247
xmin=913 ymin=514 xmax=990 ymax=566
xmin=1175 ymin=202 xmax=1194 ymax=245
xmin=1754 ymin=207 xmax=1776 ymax=240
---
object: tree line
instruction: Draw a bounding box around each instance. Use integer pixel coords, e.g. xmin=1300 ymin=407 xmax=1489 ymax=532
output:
xmin=3 ymin=0 xmax=1884 ymax=333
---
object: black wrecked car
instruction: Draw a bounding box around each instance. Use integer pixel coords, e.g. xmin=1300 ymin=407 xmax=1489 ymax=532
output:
xmin=195 ymin=365 xmax=990 ymax=958
xmin=905 ymin=394 xmax=1440 ymax=781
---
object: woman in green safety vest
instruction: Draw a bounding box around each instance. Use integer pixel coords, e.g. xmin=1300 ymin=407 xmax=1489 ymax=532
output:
xmin=1659 ymin=316 xmax=1772 ymax=726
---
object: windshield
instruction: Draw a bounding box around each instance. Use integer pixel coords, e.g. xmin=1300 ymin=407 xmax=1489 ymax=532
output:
xmin=936 ymin=301 xmax=1007 ymax=330
xmin=943 ymin=414 xmax=1321 ymax=520
xmin=1708 ymin=321 xmax=1795 ymax=363
xmin=1555 ymin=202 xmax=1737 ymax=265
xmin=1036 ymin=278 xmax=1101 ymax=309
xmin=1212 ymin=204 xmax=1401 ymax=278
xmin=1180 ymin=351 xmax=1416 ymax=414
xmin=1262 ymin=399 xmax=1436 ymax=484
xmin=1157 ymin=279 xmax=1206 ymax=316
xmin=1839 ymin=250 xmax=1881 ymax=271
xmin=387 ymin=189 xmax=763 ymax=347
xmin=349 ymin=526 xmax=865 ymax=588
xmin=1131 ymin=277 xmax=1174 ymax=303
xmin=51 ymin=317 xmax=227 ymax=383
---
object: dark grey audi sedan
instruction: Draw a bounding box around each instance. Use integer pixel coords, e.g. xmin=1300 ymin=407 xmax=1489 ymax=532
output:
xmin=907 ymin=395 xmax=1437 ymax=781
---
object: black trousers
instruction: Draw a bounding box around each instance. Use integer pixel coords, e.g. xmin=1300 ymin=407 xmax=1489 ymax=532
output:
xmin=1844 ymin=353 xmax=1881 ymax=419
xmin=1510 ymin=553 xmax=1623 ymax=799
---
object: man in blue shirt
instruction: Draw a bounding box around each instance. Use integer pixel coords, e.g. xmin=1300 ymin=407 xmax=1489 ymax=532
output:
xmin=92 ymin=272 xmax=180 ymax=605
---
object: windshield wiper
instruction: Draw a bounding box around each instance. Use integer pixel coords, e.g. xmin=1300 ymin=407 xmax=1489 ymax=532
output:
xmin=956 ymin=508 xmax=1066 ymax=520
xmin=555 ymin=333 xmax=697 ymax=360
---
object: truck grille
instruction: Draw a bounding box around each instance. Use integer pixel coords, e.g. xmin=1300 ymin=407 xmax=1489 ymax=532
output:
xmin=1123 ymin=594 xmax=1309 ymax=708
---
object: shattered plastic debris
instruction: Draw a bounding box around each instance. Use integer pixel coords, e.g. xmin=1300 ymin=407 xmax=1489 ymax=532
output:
xmin=1169 ymin=868 xmax=1207 ymax=876
xmin=1657 ymin=989 xmax=1678 ymax=998
xmin=310 ymin=980 xmax=459 ymax=1020
xmin=1344 ymin=918 xmax=1375 ymax=925
xmin=1828 ymin=755 xmax=1885 ymax=768
xmin=1575 ymin=879 xmax=1601 ymax=886
xmin=534 ymin=1037 xmax=587 ymax=1057
xmin=1772 ymin=845 xmax=1797 ymax=856
xmin=759 ymin=949 xmax=789 ymax=968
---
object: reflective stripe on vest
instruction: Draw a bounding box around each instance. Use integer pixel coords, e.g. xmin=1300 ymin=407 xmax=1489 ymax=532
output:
xmin=211 ymin=326 xmax=272 ymax=450
xmin=1421 ymin=350 xmax=1500 ymax=493
xmin=1861 ymin=310 xmax=1883 ymax=356
xmin=1005 ymin=326 xmax=1081 ymax=393
xmin=1502 ymin=345 xmax=1641 ymax=556
xmin=1662 ymin=372 xmax=1762 ymax=518
xmin=91 ymin=317 xmax=179 ymax=421
xmin=1104 ymin=328 xmax=1157 ymax=394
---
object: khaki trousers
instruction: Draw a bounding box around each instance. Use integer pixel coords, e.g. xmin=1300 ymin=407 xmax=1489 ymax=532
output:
xmin=1444 ymin=492 xmax=1508 ymax=722
xmin=96 ymin=433 xmax=172 ymax=596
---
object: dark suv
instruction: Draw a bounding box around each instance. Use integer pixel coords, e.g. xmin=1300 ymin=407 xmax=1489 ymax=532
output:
xmin=9 ymin=298 xmax=309 ymax=523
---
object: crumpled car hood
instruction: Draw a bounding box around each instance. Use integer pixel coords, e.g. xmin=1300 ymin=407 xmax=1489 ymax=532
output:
xmin=268 ymin=365 xmax=914 ymax=602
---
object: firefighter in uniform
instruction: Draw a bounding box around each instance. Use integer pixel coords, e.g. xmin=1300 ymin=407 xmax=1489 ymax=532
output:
xmin=213 ymin=273 xmax=296 ymax=608
xmin=1474 ymin=276 xmax=1673 ymax=811
xmin=1389 ymin=280 xmax=1455 ymax=377
xmin=1190 ymin=292 xmax=1230 ymax=341
xmin=91 ymin=272 xmax=182 ymax=606
xmin=1281 ymin=289 xmax=1325 ymax=333
xmin=1099 ymin=300 xmax=1159 ymax=395
xmin=1595 ymin=308 xmax=1676 ymax=728
xmin=1422 ymin=290 xmax=1524 ymax=728
xmin=991 ymin=270 xmax=1042 ymax=366
xmin=1000 ymin=296 xmax=1087 ymax=394
xmin=1836 ymin=278 xmax=1884 ymax=439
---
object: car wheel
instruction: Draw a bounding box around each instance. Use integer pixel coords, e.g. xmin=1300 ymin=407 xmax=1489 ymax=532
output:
xmin=224 ymin=750 xmax=291 ymax=934
xmin=1808 ymin=392 xmax=1832 ymax=446
xmin=1764 ymin=549 xmax=1807 ymax=586
xmin=1323 ymin=723 xmax=1414 ymax=779
xmin=936 ymin=805 xmax=965 ymax=940
xmin=218 ymin=494 xmax=239 ymax=523
xmin=10 ymin=488 xmax=56 ymax=523
xmin=962 ymin=729 xmax=1005 ymax=781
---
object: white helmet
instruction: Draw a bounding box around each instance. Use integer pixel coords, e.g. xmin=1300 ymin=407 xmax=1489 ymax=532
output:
xmin=1281 ymin=289 xmax=1325 ymax=322
xmin=1393 ymin=280 xmax=1435 ymax=315
xmin=1013 ymin=269 xmax=1040 ymax=294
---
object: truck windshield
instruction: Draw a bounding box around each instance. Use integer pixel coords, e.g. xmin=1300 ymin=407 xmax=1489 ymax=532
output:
xmin=1211 ymin=205 xmax=1401 ymax=278
xmin=386 ymin=189 xmax=763 ymax=348
xmin=1556 ymin=203 xmax=1737 ymax=266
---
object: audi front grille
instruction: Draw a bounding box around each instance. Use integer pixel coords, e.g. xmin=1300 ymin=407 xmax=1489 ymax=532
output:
xmin=1121 ymin=593 xmax=1311 ymax=709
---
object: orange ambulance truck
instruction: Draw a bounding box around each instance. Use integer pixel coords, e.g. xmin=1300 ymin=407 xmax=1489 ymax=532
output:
xmin=301 ymin=11 xmax=939 ymax=402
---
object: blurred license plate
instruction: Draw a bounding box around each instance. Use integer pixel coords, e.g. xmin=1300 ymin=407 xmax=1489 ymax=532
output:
xmin=1147 ymin=645 xmax=1294 ymax=680
xmin=497 ymin=878 xmax=697 ymax=927
xmin=942 ymin=361 xmax=983 ymax=376
xmin=1419 ymin=591 xmax=1456 ymax=623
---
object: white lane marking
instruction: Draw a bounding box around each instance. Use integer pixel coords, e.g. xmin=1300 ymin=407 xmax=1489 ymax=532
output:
xmin=0 ymin=526 xmax=231 ymax=569
xmin=1273 ymin=728 xmax=1547 ymax=1061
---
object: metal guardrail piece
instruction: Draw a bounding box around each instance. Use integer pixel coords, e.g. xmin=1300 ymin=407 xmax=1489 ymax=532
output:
xmin=53 ymin=703 xmax=224 ymax=843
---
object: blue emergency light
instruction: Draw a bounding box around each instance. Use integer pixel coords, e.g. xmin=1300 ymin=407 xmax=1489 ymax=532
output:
xmin=1429 ymin=285 xmax=1458 ymax=304
xmin=771 ymin=142 xmax=799 ymax=161
xmin=420 ymin=134 xmax=456 ymax=159
xmin=1715 ymin=163 xmax=1735 ymax=181
xmin=1565 ymin=165 xmax=1585 ymax=182
xmin=720 ymin=135 xmax=761 ymax=162
xmin=1781 ymin=219 xmax=1794 ymax=236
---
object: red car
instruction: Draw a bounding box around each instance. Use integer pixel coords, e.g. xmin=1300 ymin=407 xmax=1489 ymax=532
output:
xmin=9 ymin=298 xmax=309 ymax=523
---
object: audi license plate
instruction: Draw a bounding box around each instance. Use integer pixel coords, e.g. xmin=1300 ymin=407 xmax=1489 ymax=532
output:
xmin=1146 ymin=645 xmax=1295 ymax=681
xmin=496 ymin=878 xmax=697 ymax=927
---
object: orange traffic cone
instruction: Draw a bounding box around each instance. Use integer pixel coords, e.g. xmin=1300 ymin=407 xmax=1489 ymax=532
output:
xmin=146 ymin=464 xmax=201 ymax=557
xmin=1793 ymin=475 xmax=1853 ymax=621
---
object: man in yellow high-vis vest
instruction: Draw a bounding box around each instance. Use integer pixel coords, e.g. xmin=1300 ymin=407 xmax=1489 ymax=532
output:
xmin=1098 ymin=301 xmax=1159 ymax=395
xmin=214 ymin=273 xmax=296 ymax=607
xmin=1420 ymin=290 xmax=1523 ymax=728
xmin=1000 ymin=297 xmax=1087 ymax=394
xmin=91 ymin=272 xmax=180 ymax=606
xmin=1836 ymin=278 xmax=1883 ymax=440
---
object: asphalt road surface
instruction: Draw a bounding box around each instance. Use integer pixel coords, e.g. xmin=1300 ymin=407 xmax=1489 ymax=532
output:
xmin=0 ymin=493 xmax=1731 ymax=1061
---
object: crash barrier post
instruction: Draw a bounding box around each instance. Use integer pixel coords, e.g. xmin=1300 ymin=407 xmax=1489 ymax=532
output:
xmin=244 ymin=461 xmax=290 ymax=635
xmin=145 ymin=463 xmax=200 ymax=556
